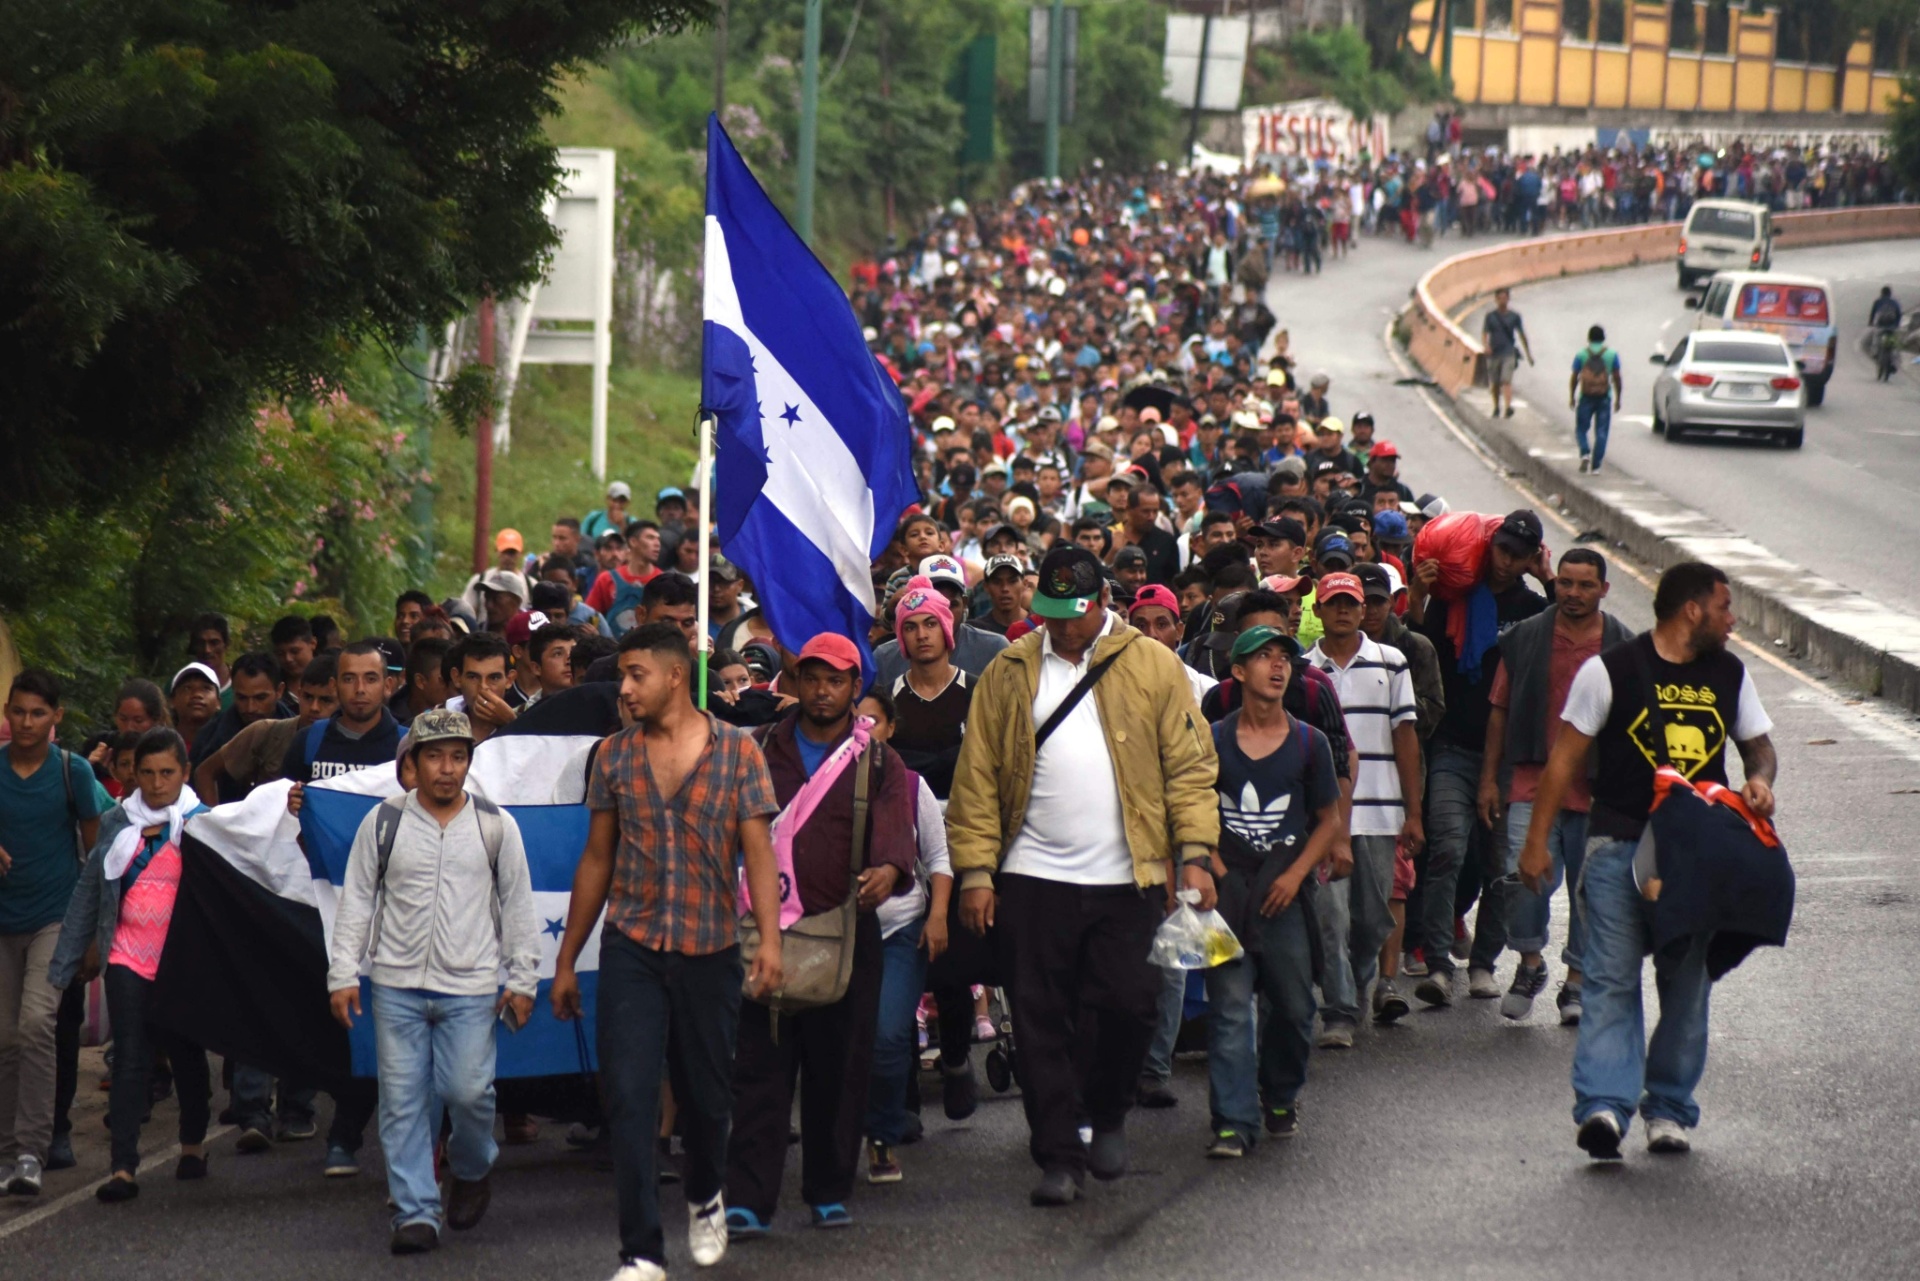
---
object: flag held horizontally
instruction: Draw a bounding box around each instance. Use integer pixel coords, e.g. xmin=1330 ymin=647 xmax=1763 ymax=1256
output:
xmin=701 ymin=113 xmax=916 ymax=678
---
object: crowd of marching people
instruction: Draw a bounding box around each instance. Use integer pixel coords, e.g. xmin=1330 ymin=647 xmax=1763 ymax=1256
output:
xmin=0 ymin=153 xmax=1788 ymax=1279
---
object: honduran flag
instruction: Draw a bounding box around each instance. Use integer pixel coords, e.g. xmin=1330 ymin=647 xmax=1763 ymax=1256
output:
xmin=152 ymin=690 xmax=620 ymax=1091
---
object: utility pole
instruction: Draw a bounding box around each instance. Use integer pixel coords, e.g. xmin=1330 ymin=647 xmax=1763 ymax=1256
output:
xmin=1043 ymin=0 xmax=1064 ymax=181
xmin=713 ymin=0 xmax=729 ymax=116
xmin=471 ymin=296 xmax=496 ymax=576
xmin=1185 ymin=3 xmax=1215 ymax=163
xmin=797 ymin=0 xmax=822 ymax=244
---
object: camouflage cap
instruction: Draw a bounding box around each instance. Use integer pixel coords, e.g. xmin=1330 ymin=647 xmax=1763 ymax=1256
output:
xmin=408 ymin=708 xmax=474 ymax=750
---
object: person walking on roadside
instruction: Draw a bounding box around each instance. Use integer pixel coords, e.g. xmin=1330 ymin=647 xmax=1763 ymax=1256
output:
xmin=1519 ymin=562 xmax=1777 ymax=1160
xmin=1 ymin=671 xmax=104 ymax=1195
xmin=552 ymin=623 xmax=787 ymax=1281
xmin=1482 ymin=289 xmax=1533 ymax=419
xmin=1476 ymin=549 xmax=1631 ymax=1025
xmin=1568 ymin=325 xmax=1622 ymax=474
xmin=947 ymin=545 xmax=1220 ymax=1208
xmin=326 ymin=710 xmax=542 ymax=1255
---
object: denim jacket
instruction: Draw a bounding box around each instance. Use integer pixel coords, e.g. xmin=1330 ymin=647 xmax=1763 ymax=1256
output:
xmin=47 ymin=802 xmax=204 ymax=991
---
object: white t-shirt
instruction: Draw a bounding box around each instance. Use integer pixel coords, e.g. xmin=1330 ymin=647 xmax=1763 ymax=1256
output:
xmin=1001 ymin=613 xmax=1134 ymax=885
xmin=878 ymin=776 xmax=953 ymax=939
xmin=1560 ymin=654 xmax=1772 ymax=741
xmin=1307 ymin=635 xmax=1417 ymax=837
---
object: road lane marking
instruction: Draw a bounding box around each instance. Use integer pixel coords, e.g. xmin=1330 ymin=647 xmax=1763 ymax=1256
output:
xmin=0 ymin=1126 xmax=232 ymax=1242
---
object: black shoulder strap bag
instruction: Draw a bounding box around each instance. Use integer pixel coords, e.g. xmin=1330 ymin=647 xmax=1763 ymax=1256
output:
xmin=1035 ymin=649 xmax=1123 ymax=753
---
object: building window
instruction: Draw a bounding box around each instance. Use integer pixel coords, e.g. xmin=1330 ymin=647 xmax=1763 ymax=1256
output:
xmin=1596 ymin=0 xmax=1626 ymax=44
xmin=1485 ymin=0 xmax=1514 ymax=32
xmin=1703 ymin=0 xmax=1731 ymax=55
xmin=1564 ymin=0 xmax=1592 ymax=40
xmin=1669 ymin=0 xmax=1698 ymax=50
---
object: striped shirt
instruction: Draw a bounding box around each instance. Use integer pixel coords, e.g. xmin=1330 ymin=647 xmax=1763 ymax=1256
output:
xmin=1306 ymin=635 xmax=1417 ymax=836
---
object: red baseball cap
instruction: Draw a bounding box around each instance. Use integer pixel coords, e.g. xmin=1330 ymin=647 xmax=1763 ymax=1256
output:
xmin=1369 ymin=441 xmax=1399 ymax=459
xmin=502 ymin=609 xmax=544 ymax=647
xmin=1261 ymin=574 xmax=1312 ymax=595
xmin=796 ymin=633 xmax=863 ymax=674
xmin=1128 ymin=584 xmax=1181 ymax=617
xmin=1316 ymin=572 xmax=1366 ymax=604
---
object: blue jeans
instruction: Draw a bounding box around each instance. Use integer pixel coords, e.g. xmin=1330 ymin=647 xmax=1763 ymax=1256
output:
xmin=1575 ymin=395 xmax=1612 ymax=467
xmin=1572 ymin=839 xmax=1713 ymax=1133
xmin=1313 ymin=835 xmax=1397 ymax=1025
xmin=371 ymin=986 xmax=500 ymax=1232
xmin=1205 ymin=896 xmax=1317 ymax=1141
xmin=599 ymin=934 xmax=741 ymax=1265
xmin=1417 ymin=745 xmax=1482 ymax=977
xmin=1503 ymin=802 xmax=1589 ymax=969
xmin=231 ymin=1064 xmax=315 ymax=1133
xmin=1140 ymin=963 xmax=1189 ymax=1090
xmin=864 ymin=918 xmax=927 ymax=1145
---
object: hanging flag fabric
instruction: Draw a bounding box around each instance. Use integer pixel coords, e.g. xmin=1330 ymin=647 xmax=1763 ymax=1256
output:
xmin=702 ymin=113 xmax=917 ymax=674
xmin=152 ymin=716 xmax=612 ymax=1086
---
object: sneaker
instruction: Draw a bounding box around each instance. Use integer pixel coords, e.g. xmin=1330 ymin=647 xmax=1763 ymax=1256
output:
xmin=689 ymin=1191 xmax=728 ymax=1266
xmin=1451 ymin=918 xmax=1471 ymax=961
xmin=1646 ymin=1117 xmax=1691 ymax=1154
xmin=1402 ymin=949 xmax=1429 ymax=977
xmin=611 ymin=1260 xmax=668 ymax=1281
xmin=277 ymin=1118 xmax=318 ymax=1142
xmin=45 ymin=1133 xmax=75 ymax=1172
xmin=1030 ymin=1167 xmax=1083 ymax=1207
xmin=1578 ymin=455 xmax=1591 ymax=473
xmin=1263 ymin=1106 xmax=1300 ymax=1139
xmin=1591 ymin=460 xmax=1603 ymax=474
xmin=235 ymin=1126 xmax=273 ymax=1154
xmin=1135 ymin=1081 xmax=1179 ymax=1109
xmin=96 ymin=1175 xmax=140 ymax=1203
xmin=1577 ymin=1110 xmax=1624 ymax=1161
xmin=1501 ymin=963 xmax=1549 ymax=1020
xmin=1468 ymin=967 xmax=1501 ymax=999
xmin=724 ymin=1207 xmax=769 ymax=1241
xmin=809 ymin=1202 xmax=852 ymax=1229
xmin=6 ymin=1154 xmax=42 ymax=1196
xmin=1372 ymin=980 xmax=1411 ymax=1024
xmin=1316 ymin=1022 xmax=1354 ymax=1049
xmin=1206 ymin=1130 xmax=1250 ymax=1159
xmin=1556 ymin=982 xmax=1584 ymax=1025
xmin=446 ymin=1174 xmax=491 ymax=1230
xmin=1086 ymin=1126 xmax=1128 ymax=1181
xmin=1414 ymin=970 xmax=1453 ymax=1007
xmin=389 ymin=1222 xmax=439 ymax=1255
xmin=940 ymin=1057 xmax=978 ymax=1121
xmin=866 ymin=1141 xmax=902 ymax=1184
xmin=322 ymin=1144 xmax=360 ymax=1177
xmin=175 ymin=1151 xmax=210 ymax=1180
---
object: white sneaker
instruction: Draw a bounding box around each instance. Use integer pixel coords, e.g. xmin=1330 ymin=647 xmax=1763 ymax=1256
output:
xmin=688 ymin=1192 xmax=727 ymax=1267
xmin=610 ymin=1260 xmax=668 ymax=1281
xmin=1467 ymin=967 xmax=1500 ymax=999
xmin=6 ymin=1154 xmax=42 ymax=1195
xmin=1646 ymin=1117 xmax=1692 ymax=1154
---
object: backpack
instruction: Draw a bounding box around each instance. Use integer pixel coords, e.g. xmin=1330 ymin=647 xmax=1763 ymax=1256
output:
xmin=606 ymin=573 xmax=649 ymax=638
xmin=364 ymin=793 xmax=508 ymax=951
xmin=1577 ymin=347 xmax=1613 ymax=398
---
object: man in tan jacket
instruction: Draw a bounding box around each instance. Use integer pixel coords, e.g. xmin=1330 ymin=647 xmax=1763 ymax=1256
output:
xmin=948 ymin=546 xmax=1220 ymax=1208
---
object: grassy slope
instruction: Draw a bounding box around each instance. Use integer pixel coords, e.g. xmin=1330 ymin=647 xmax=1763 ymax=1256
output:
xmin=428 ymin=70 xmax=702 ymax=591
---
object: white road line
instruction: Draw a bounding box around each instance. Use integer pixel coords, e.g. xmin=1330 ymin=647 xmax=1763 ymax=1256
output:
xmin=1378 ymin=309 xmax=1920 ymax=765
xmin=0 ymin=1126 xmax=231 ymax=1242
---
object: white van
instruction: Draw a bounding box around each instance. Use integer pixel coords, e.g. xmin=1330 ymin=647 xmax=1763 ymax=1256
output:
xmin=1687 ymin=270 xmax=1838 ymax=405
xmin=1677 ymin=199 xmax=1772 ymax=288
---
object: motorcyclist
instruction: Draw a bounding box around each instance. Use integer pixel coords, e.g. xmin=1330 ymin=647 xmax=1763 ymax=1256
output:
xmin=1869 ymin=287 xmax=1903 ymax=382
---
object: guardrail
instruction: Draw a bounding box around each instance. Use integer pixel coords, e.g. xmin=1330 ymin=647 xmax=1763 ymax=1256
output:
xmin=1405 ymin=206 xmax=1920 ymax=395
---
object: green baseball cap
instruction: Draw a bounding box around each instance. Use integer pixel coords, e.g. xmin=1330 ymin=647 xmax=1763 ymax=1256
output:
xmin=1231 ymin=624 xmax=1299 ymax=662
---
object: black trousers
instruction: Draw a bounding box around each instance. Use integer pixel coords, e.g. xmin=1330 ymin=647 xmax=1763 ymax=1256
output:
xmin=995 ymin=874 xmax=1161 ymax=1175
xmin=726 ymin=912 xmax=883 ymax=1220
xmin=53 ymin=980 xmax=82 ymax=1140
xmin=104 ymin=964 xmax=210 ymax=1176
xmin=926 ymin=890 xmax=1001 ymax=1069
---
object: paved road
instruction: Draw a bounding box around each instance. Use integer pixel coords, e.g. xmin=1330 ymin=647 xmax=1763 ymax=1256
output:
xmin=1491 ymin=240 xmax=1920 ymax=604
xmin=8 ymin=231 xmax=1920 ymax=1279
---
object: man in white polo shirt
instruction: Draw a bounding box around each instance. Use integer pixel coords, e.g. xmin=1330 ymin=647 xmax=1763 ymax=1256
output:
xmin=1305 ymin=571 xmax=1425 ymax=1045
xmin=948 ymin=546 xmax=1220 ymax=1209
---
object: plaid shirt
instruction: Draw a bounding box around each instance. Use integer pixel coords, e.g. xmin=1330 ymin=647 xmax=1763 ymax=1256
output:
xmin=587 ymin=714 xmax=779 ymax=956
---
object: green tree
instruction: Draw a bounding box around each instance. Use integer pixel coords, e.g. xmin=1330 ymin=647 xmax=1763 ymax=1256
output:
xmin=1891 ymin=75 xmax=1920 ymax=197
xmin=0 ymin=0 xmax=707 ymax=528
xmin=996 ymin=0 xmax=1179 ymax=177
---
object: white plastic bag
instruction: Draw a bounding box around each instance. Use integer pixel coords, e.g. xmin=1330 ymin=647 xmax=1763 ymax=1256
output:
xmin=1148 ymin=889 xmax=1245 ymax=970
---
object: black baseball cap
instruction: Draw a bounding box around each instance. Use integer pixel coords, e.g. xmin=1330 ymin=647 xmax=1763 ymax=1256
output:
xmin=1354 ymin=563 xmax=1393 ymax=602
xmin=1492 ymin=509 xmax=1544 ymax=555
xmin=1032 ymin=545 xmax=1107 ymax=619
xmin=1253 ymin=517 xmax=1307 ymax=545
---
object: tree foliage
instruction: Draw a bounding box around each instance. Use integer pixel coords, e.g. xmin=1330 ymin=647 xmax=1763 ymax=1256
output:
xmin=0 ymin=0 xmax=708 ymax=528
xmin=1891 ymin=75 xmax=1920 ymax=198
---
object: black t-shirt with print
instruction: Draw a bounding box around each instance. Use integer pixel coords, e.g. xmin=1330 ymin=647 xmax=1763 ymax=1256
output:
xmin=890 ymin=669 xmax=973 ymax=800
xmin=279 ymin=709 xmax=403 ymax=784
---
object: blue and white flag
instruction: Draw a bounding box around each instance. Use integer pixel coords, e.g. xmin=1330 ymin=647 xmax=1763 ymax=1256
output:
xmin=702 ymin=113 xmax=917 ymax=674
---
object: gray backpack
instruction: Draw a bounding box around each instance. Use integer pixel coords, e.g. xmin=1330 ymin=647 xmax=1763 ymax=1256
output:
xmin=363 ymin=793 xmax=508 ymax=953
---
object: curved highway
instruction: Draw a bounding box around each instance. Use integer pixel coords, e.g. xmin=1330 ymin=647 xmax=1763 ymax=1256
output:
xmin=1492 ymin=240 xmax=1920 ymax=603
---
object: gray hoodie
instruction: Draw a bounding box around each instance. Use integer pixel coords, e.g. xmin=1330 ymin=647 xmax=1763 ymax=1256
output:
xmin=326 ymin=792 xmax=541 ymax=999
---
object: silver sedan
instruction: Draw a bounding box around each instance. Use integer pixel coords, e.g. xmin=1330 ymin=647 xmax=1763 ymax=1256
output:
xmin=1649 ymin=330 xmax=1808 ymax=448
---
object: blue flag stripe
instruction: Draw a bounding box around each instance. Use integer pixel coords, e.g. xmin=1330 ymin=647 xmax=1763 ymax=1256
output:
xmin=303 ymin=789 xmax=587 ymax=895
